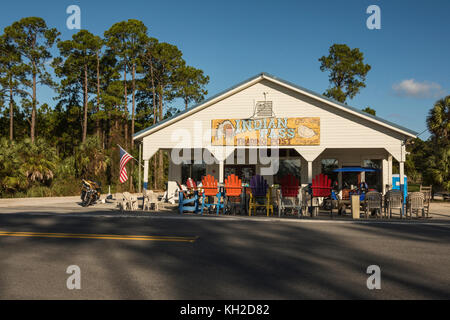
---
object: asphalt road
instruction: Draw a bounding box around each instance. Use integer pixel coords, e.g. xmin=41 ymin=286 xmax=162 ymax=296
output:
xmin=0 ymin=211 xmax=449 ymax=299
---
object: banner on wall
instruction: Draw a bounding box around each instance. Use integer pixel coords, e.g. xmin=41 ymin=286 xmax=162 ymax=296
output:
xmin=211 ymin=117 xmax=320 ymax=146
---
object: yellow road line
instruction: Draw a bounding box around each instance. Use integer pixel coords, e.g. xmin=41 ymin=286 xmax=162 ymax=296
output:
xmin=0 ymin=231 xmax=197 ymax=242
xmin=0 ymin=230 xmax=195 ymax=239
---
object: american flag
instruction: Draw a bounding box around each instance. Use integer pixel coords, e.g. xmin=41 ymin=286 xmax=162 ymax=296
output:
xmin=119 ymin=146 xmax=133 ymax=183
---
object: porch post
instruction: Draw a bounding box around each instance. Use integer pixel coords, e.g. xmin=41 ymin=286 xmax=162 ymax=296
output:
xmin=138 ymin=142 xmax=142 ymax=193
xmin=208 ymin=146 xmax=234 ymax=184
xmin=388 ymin=154 xmax=393 ymax=190
xmin=219 ymin=160 xmax=225 ymax=183
xmin=399 ymin=160 xmax=405 ymax=216
xmin=143 ymin=159 xmax=149 ymax=190
xmin=399 ymin=161 xmax=405 ymax=186
xmin=142 ymin=144 xmax=159 ymax=191
xmin=399 ymin=142 xmax=406 ymax=217
xmin=307 ymin=161 xmax=313 ymax=184
xmin=338 ymin=161 xmax=342 ymax=189
xmin=293 ymin=146 xmax=324 ymax=186
xmin=382 ymin=158 xmax=388 ymax=194
xmin=360 ymin=159 xmax=365 ymax=183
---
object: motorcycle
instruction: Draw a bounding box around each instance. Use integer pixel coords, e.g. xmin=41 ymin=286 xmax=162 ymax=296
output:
xmin=80 ymin=179 xmax=101 ymax=207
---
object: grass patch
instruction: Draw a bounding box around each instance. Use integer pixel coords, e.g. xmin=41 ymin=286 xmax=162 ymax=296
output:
xmin=408 ymin=183 xmax=421 ymax=192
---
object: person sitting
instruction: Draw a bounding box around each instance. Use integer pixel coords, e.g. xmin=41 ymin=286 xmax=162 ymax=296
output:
xmin=359 ymin=181 xmax=368 ymax=193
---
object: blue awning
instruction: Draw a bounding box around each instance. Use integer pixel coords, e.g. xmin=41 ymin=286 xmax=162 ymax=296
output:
xmin=333 ymin=167 xmax=379 ymax=173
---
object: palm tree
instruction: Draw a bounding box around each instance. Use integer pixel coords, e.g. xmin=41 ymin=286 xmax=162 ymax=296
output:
xmin=73 ymin=135 xmax=109 ymax=179
xmin=427 ymin=95 xmax=449 ymax=143
xmin=0 ymin=138 xmax=24 ymax=192
xmin=0 ymin=138 xmax=57 ymax=194
xmin=424 ymin=95 xmax=450 ymax=192
xmin=18 ymin=138 xmax=58 ymax=185
xmin=425 ymin=145 xmax=450 ymax=192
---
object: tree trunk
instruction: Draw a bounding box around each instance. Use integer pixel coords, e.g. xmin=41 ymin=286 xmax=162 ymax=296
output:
xmin=106 ymin=110 xmax=111 ymax=149
xmin=83 ymin=64 xmax=88 ymax=143
xmin=9 ymin=78 xmax=13 ymax=141
xmin=124 ymin=68 xmax=128 ymax=148
xmin=150 ymin=60 xmax=156 ymax=125
xmin=159 ymin=86 xmax=163 ymax=127
xmin=150 ymin=56 xmax=158 ymax=189
xmin=31 ymin=63 xmax=36 ymax=144
xmin=129 ymin=64 xmax=137 ymax=190
xmin=96 ymin=51 xmax=101 ymax=140
xmin=131 ymin=63 xmax=136 ymax=149
xmin=158 ymin=88 xmax=164 ymax=189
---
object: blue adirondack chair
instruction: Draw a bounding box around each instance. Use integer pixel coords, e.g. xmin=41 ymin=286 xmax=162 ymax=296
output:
xmin=177 ymin=181 xmax=199 ymax=214
xmin=249 ymin=175 xmax=273 ymax=216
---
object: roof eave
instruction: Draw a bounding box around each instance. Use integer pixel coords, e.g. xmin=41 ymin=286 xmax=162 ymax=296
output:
xmin=134 ymin=72 xmax=418 ymax=141
xmin=133 ymin=73 xmax=265 ymax=140
xmin=260 ymin=73 xmax=418 ymax=138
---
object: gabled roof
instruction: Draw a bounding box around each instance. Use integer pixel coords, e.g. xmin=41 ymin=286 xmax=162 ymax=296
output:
xmin=133 ymin=72 xmax=418 ymax=140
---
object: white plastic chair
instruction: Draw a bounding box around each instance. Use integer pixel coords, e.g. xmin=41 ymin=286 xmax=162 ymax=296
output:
xmin=117 ymin=193 xmax=128 ymax=211
xmin=143 ymin=190 xmax=159 ymax=211
xmin=164 ymin=181 xmax=180 ymax=204
xmin=407 ymin=192 xmax=425 ymax=218
xmin=364 ymin=191 xmax=383 ymax=218
xmin=385 ymin=190 xmax=402 ymax=219
xmin=123 ymin=192 xmax=138 ymax=211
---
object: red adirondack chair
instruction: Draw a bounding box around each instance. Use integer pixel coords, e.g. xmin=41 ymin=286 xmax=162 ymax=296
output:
xmin=312 ymin=174 xmax=332 ymax=197
xmin=186 ymin=178 xmax=197 ymax=191
xmin=224 ymin=174 xmax=243 ymax=214
xmin=186 ymin=177 xmax=204 ymax=197
xmin=202 ymin=175 xmax=218 ymax=197
xmin=176 ymin=181 xmax=189 ymax=199
xmin=278 ymin=174 xmax=301 ymax=217
xmin=225 ymin=174 xmax=242 ymax=197
xmin=280 ymin=174 xmax=300 ymax=197
xmin=310 ymin=174 xmax=332 ymax=216
xmin=201 ymin=175 xmax=224 ymax=215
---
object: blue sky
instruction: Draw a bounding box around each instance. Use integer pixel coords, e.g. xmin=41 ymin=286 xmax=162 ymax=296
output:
xmin=0 ymin=0 xmax=448 ymax=139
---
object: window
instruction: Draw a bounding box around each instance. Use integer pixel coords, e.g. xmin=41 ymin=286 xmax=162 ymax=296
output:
xmin=225 ymin=165 xmax=256 ymax=184
xmin=363 ymin=159 xmax=382 ymax=191
xmin=342 ymin=167 xmax=359 ymax=189
xmin=181 ymin=161 xmax=206 ymax=185
xmin=274 ymin=159 xmax=301 ymax=184
xmin=321 ymin=159 xmax=338 ymax=183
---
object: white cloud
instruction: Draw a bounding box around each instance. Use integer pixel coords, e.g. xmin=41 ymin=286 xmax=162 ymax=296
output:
xmin=392 ymin=79 xmax=445 ymax=98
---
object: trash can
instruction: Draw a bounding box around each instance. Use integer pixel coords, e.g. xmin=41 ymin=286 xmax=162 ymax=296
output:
xmin=351 ymin=195 xmax=360 ymax=219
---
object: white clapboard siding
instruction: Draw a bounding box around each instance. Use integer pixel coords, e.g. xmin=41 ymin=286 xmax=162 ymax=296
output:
xmin=142 ymin=79 xmax=408 ymax=161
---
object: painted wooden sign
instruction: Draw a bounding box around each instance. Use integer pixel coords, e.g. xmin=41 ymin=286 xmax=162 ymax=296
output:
xmin=211 ymin=117 xmax=320 ymax=146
